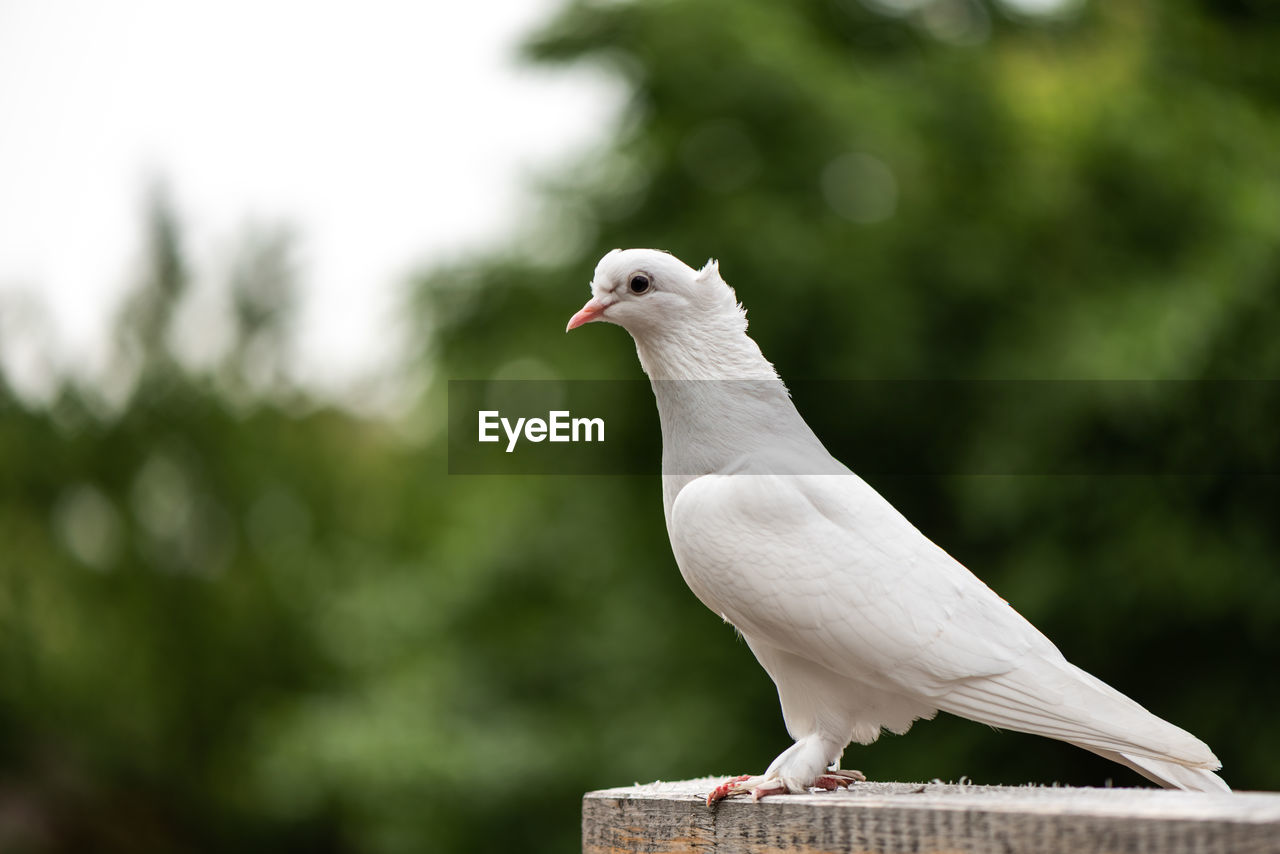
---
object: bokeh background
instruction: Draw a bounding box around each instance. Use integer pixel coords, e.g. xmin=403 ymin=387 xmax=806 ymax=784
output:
xmin=3 ymin=0 xmax=1279 ymax=851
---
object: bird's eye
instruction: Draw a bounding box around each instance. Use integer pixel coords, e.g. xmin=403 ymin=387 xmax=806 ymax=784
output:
xmin=629 ymin=274 xmax=651 ymax=295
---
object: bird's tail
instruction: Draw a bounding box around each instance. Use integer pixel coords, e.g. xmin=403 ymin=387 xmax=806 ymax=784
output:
xmin=1080 ymin=745 xmax=1231 ymax=792
xmin=939 ymin=657 xmax=1229 ymax=792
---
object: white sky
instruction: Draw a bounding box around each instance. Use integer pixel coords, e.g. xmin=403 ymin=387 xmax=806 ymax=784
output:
xmin=0 ymin=0 xmax=620 ymax=407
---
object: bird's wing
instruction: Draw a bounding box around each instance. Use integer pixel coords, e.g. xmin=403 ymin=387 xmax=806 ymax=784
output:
xmin=669 ymin=470 xmax=1043 ymax=688
xmin=669 ymin=471 xmax=1219 ymax=768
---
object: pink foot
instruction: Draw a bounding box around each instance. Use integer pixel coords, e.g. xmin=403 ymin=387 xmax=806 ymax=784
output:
xmin=707 ymin=775 xmax=790 ymax=805
xmin=749 ymin=781 xmax=789 ymax=801
xmin=813 ymin=769 xmax=865 ymax=791
xmin=706 ymin=775 xmax=752 ymax=806
xmin=706 ymin=768 xmax=865 ymax=805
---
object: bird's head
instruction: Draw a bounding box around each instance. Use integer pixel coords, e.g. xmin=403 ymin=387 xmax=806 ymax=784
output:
xmin=566 ymin=248 xmax=745 ymax=338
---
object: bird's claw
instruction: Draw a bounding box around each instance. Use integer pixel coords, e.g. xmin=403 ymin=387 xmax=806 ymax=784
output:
xmin=813 ymin=769 xmax=866 ymax=790
xmin=706 ymin=775 xmax=786 ymax=805
xmin=706 ymin=768 xmax=865 ymax=805
xmin=706 ymin=775 xmax=753 ymax=806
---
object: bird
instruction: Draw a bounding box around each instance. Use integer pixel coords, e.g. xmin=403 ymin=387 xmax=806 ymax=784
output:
xmin=565 ymin=248 xmax=1229 ymax=802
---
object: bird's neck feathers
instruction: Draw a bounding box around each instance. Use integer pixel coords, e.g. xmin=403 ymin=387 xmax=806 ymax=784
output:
xmin=632 ymin=261 xmax=779 ymax=383
xmin=624 ymin=263 xmax=832 ymax=509
xmin=633 ymin=323 xmax=777 ymax=382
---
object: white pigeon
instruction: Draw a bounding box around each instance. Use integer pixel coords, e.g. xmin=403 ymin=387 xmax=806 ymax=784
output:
xmin=566 ymin=247 xmax=1229 ymax=801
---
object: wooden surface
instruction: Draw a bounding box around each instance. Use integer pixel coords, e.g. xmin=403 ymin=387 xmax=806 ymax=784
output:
xmin=583 ymin=777 xmax=1280 ymax=854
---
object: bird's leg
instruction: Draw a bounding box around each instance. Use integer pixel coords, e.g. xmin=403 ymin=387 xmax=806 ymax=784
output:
xmin=706 ymin=737 xmax=861 ymax=805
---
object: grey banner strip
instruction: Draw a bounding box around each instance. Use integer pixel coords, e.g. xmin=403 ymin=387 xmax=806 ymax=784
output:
xmin=447 ymin=380 xmax=1280 ymax=476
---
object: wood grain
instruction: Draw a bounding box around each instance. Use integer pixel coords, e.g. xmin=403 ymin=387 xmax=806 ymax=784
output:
xmin=583 ymin=778 xmax=1280 ymax=854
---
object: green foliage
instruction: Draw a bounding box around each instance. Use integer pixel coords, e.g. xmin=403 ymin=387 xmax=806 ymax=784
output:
xmin=2 ymin=1 xmax=1279 ymax=852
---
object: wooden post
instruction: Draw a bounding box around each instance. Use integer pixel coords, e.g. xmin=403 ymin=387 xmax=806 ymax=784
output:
xmin=583 ymin=778 xmax=1280 ymax=854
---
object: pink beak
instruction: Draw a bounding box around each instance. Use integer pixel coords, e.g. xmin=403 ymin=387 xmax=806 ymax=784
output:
xmin=566 ymin=297 xmax=608 ymax=332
